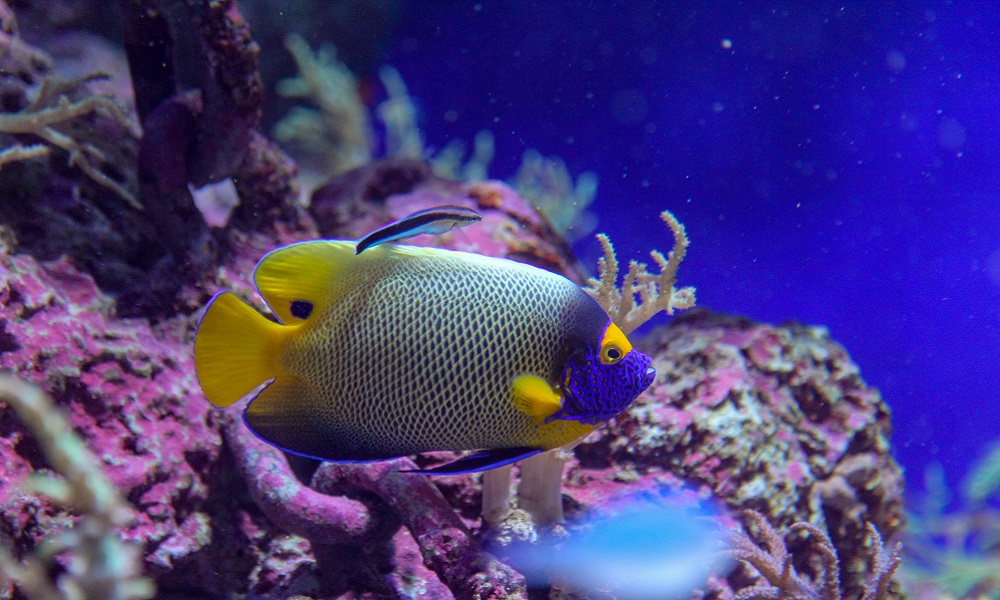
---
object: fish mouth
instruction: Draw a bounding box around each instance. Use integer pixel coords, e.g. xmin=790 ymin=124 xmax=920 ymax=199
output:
xmin=641 ymin=366 xmax=656 ymax=389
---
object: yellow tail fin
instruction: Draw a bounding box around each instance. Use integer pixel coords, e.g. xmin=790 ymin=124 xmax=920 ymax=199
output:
xmin=194 ymin=292 xmax=285 ymax=407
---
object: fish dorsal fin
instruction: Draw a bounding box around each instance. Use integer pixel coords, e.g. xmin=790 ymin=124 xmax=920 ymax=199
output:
xmin=510 ymin=374 xmax=563 ymax=423
xmin=253 ymin=240 xmax=354 ymax=324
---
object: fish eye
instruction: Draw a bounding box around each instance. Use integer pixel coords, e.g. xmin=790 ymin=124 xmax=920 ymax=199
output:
xmin=290 ymin=300 xmax=313 ymax=319
xmin=601 ymin=344 xmax=624 ymax=364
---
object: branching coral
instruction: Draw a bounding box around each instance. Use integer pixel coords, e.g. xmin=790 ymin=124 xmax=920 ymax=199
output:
xmin=0 ymin=375 xmax=154 ymax=600
xmin=513 ymin=149 xmax=598 ymax=241
xmin=274 ymin=39 xmax=498 ymax=186
xmin=585 ymin=209 xmax=697 ymax=335
xmin=431 ymin=129 xmax=495 ymax=182
xmin=0 ymin=6 xmax=52 ymax=80
xmin=377 ymin=65 xmax=425 ymax=160
xmin=904 ymin=452 xmax=1000 ymax=599
xmin=0 ymin=74 xmax=142 ymax=209
xmin=0 ymin=143 xmax=47 ymax=167
xmin=274 ymin=33 xmax=373 ymax=175
xmin=727 ymin=510 xmax=901 ymax=600
xmin=963 ymin=439 xmax=1000 ymax=505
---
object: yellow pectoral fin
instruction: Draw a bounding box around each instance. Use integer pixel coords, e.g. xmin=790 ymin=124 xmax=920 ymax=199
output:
xmin=510 ymin=374 xmax=563 ymax=423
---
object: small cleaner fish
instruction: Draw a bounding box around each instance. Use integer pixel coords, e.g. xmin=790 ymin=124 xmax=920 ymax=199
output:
xmin=354 ymin=205 xmax=482 ymax=254
xmin=194 ymin=240 xmax=655 ymax=474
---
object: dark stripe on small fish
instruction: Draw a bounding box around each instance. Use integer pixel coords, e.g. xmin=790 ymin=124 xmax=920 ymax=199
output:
xmin=400 ymin=446 xmax=542 ymax=475
xmin=355 ymin=205 xmax=482 ymax=255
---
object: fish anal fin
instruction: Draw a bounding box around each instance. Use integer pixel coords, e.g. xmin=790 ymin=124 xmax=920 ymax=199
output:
xmin=253 ymin=240 xmax=355 ymax=324
xmin=510 ymin=374 xmax=563 ymax=423
xmin=195 ymin=292 xmax=283 ymax=407
xmin=244 ymin=376 xmax=333 ymax=460
xmin=403 ymin=447 xmax=542 ymax=475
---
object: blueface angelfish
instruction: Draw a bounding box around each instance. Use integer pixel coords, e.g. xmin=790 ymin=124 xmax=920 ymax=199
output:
xmin=194 ymin=241 xmax=655 ymax=474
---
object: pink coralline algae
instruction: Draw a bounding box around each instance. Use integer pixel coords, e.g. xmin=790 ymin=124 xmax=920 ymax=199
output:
xmin=0 ymin=253 xmax=220 ymax=577
xmin=0 ymin=161 xmax=905 ymax=598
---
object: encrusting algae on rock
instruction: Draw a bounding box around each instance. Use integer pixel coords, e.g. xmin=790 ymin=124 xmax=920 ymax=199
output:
xmin=0 ymin=376 xmax=154 ymax=600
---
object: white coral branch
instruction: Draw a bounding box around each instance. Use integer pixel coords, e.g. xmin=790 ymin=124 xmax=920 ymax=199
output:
xmin=0 ymin=143 xmax=49 ymax=167
xmin=0 ymin=76 xmax=142 ymax=210
xmin=0 ymin=375 xmax=154 ymax=600
xmin=585 ymin=209 xmax=696 ymax=335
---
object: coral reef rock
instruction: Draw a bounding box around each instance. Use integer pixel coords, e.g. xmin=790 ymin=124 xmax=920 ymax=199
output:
xmin=573 ymin=309 xmax=906 ymax=599
xmin=0 ymin=252 xmax=221 ymax=583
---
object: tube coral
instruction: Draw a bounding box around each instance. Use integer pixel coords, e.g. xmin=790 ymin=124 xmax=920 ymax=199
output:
xmin=514 ymin=445 xmax=577 ymax=527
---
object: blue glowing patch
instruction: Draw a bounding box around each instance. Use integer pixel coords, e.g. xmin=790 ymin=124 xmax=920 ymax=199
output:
xmin=507 ymin=493 xmax=732 ymax=599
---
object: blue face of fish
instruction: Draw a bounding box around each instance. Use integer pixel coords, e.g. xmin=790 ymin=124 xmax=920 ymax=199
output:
xmin=548 ymin=322 xmax=656 ymax=425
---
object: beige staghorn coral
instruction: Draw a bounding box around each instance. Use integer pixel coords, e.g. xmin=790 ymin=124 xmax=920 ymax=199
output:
xmin=274 ymin=33 xmax=373 ymax=175
xmin=0 ymin=74 xmax=141 ymax=210
xmin=376 ymin=65 xmax=425 ymax=160
xmin=513 ymin=149 xmax=598 ymax=242
xmin=0 ymin=9 xmax=52 ymax=80
xmin=0 ymin=142 xmax=48 ymax=167
xmin=0 ymin=375 xmax=154 ymax=600
xmin=585 ymin=209 xmax=697 ymax=335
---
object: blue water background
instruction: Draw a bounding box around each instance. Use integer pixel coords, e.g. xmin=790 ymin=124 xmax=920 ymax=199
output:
xmin=385 ymin=2 xmax=1000 ymax=499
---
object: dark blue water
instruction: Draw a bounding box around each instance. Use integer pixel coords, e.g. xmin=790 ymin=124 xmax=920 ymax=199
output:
xmin=387 ymin=2 xmax=1000 ymax=498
